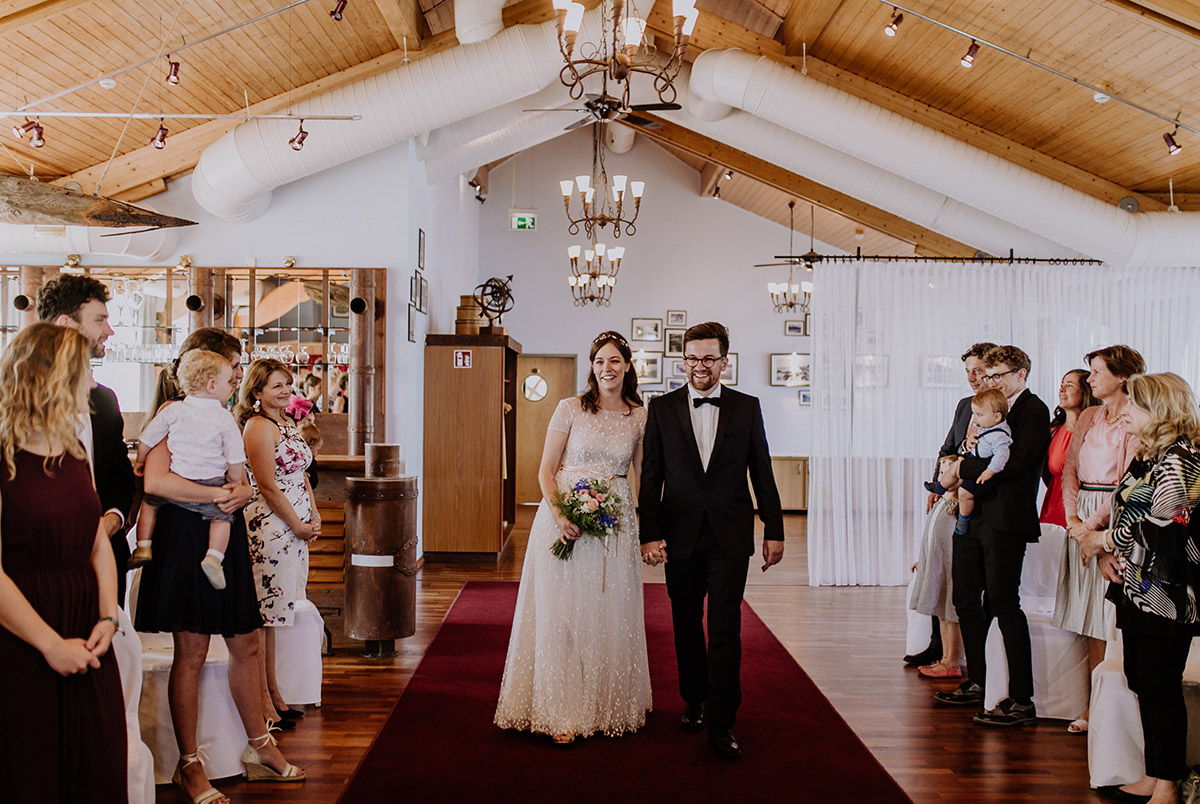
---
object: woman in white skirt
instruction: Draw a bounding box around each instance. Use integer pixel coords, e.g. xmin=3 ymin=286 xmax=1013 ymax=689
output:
xmin=1056 ymin=344 xmax=1145 ymax=733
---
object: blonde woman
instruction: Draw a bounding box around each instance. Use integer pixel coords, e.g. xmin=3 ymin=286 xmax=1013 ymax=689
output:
xmin=1078 ymin=373 xmax=1200 ymax=804
xmin=0 ymin=323 xmax=126 ymax=802
xmin=235 ymin=360 xmax=319 ymax=729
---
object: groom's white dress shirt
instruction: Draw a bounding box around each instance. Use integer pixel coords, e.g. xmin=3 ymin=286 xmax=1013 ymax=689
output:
xmin=687 ymin=383 xmax=722 ymax=471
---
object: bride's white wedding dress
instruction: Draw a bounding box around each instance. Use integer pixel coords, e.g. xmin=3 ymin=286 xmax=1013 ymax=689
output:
xmin=495 ymin=397 xmax=652 ymax=738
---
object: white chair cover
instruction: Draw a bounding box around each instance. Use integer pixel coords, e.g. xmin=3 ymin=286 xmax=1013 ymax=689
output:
xmin=128 ymin=568 xmax=249 ymax=784
xmin=1088 ymin=639 xmax=1200 ymax=787
xmin=904 ymin=580 xmax=934 ymax=656
xmin=273 ymin=598 xmax=325 ymax=706
xmin=138 ymin=633 xmax=249 ymax=784
xmin=111 ymin=608 xmax=156 ymax=804
xmin=982 ymin=524 xmax=1091 ymax=718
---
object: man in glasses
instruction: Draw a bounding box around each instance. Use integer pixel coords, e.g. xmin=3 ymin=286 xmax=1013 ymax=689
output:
xmin=935 ymin=345 xmax=1050 ymax=728
xmin=639 ymin=321 xmax=784 ymax=761
xmin=906 ymin=342 xmax=996 ymax=672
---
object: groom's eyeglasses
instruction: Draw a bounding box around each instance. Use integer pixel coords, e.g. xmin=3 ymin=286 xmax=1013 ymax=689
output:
xmin=982 ymin=368 xmax=1019 ymax=384
xmin=683 ymin=355 xmax=725 ymax=367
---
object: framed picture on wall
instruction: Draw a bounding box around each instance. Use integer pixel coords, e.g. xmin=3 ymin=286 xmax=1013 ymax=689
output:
xmin=798 ymin=388 xmax=812 ymax=406
xmin=418 ymin=228 xmax=426 ymax=270
xmin=664 ymin=328 xmax=685 ymax=356
xmin=631 ymin=318 xmax=662 ymax=343
xmin=420 ymin=276 xmax=429 ymax=313
xmin=784 ymin=317 xmax=809 ymax=337
xmin=643 ymin=390 xmax=662 ymax=401
xmin=410 ymin=274 xmax=418 ymax=305
xmin=770 ymin=352 xmax=811 ymax=387
xmin=408 ymin=303 xmax=417 ymax=343
xmin=633 ymin=350 xmax=662 ymax=384
xmin=666 ymin=377 xmax=687 ymax=392
xmin=666 ymin=357 xmax=687 ymax=378
xmin=720 ymin=352 xmax=738 ymax=386
xmin=667 ymin=310 xmax=687 ymax=327
xmin=854 ymin=354 xmax=889 ymax=388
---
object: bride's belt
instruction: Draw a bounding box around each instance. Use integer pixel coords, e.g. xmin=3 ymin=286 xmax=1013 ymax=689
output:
xmin=558 ymin=465 xmax=627 ymax=479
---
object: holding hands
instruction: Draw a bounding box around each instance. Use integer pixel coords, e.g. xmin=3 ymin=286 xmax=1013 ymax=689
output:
xmin=44 ymin=636 xmax=102 ymax=676
xmin=641 ymin=540 xmax=667 ymax=566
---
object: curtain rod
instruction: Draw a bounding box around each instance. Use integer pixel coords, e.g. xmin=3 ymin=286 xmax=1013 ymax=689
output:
xmin=815 ymin=248 xmax=1103 ymax=265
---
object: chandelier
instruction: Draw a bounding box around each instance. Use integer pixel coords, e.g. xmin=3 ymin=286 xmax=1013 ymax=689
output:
xmin=757 ymin=201 xmax=819 ymax=314
xmin=554 ymin=0 xmax=698 ymax=106
xmin=567 ymin=241 xmax=625 ymax=306
xmin=560 ymin=123 xmax=644 ymax=239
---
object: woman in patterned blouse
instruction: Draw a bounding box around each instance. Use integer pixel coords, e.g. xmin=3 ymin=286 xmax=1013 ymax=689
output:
xmin=1079 ymin=372 xmax=1200 ymax=804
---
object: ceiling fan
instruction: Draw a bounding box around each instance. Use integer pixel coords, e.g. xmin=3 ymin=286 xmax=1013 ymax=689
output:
xmin=523 ymin=92 xmax=681 ymax=131
xmin=754 ymin=200 xmax=824 ymax=269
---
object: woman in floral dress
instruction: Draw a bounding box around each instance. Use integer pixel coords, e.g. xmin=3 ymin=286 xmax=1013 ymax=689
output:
xmin=235 ymin=359 xmax=319 ymax=727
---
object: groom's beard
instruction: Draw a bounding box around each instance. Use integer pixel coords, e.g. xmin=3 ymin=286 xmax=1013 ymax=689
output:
xmin=687 ymin=369 xmax=719 ymax=393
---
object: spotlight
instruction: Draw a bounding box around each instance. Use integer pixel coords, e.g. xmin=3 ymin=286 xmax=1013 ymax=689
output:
xmin=151 ymin=120 xmax=168 ymax=149
xmin=885 ymin=9 xmax=902 ymax=37
xmin=960 ymin=40 xmax=979 ymax=68
xmin=1164 ymin=127 xmax=1182 ymax=156
xmin=723 ymin=169 xmax=733 ymax=181
xmin=289 ymin=120 xmax=308 ymax=151
xmin=28 ymin=122 xmax=44 ymax=148
xmin=165 ymin=58 xmax=181 ymax=86
xmin=467 ymin=178 xmax=480 ymax=189
xmin=12 ymin=118 xmax=39 ymax=139
xmin=330 ymin=0 xmax=346 ymax=21
xmin=712 ymin=185 xmax=720 ymax=198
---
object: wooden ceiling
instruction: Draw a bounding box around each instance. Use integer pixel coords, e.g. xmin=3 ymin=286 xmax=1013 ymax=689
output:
xmin=1 ymin=0 xmax=1198 ymax=254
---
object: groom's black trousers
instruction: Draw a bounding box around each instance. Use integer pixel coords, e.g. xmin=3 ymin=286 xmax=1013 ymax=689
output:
xmin=664 ymin=517 xmax=750 ymax=731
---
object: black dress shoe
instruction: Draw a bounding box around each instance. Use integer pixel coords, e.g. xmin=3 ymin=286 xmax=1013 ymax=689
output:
xmin=266 ymin=716 xmax=297 ymax=731
xmin=680 ymin=702 xmax=706 ymax=732
xmin=708 ymin=728 xmax=740 ymax=761
xmin=275 ymin=707 xmax=304 ymax=721
xmin=1095 ymin=785 xmax=1151 ymax=803
xmin=903 ymin=646 xmax=941 ymax=667
xmin=932 ymin=681 xmax=984 ymax=706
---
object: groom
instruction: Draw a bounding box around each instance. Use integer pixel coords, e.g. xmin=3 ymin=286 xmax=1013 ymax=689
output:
xmin=639 ymin=321 xmax=785 ymax=760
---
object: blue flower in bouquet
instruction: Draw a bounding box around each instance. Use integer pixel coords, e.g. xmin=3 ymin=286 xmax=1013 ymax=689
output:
xmin=550 ymin=477 xmax=622 ymax=560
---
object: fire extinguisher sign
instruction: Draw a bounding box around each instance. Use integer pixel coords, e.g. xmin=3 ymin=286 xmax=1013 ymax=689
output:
xmin=453 ymin=349 xmax=472 ymax=369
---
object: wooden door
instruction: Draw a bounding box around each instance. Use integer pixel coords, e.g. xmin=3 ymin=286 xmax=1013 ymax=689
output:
xmin=515 ymin=355 xmax=578 ymax=504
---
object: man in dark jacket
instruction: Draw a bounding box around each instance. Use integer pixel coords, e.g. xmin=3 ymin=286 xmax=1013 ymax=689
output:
xmin=935 ymin=345 xmax=1051 ymax=726
xmin=38 ymin=274 xmax=136 ymax=607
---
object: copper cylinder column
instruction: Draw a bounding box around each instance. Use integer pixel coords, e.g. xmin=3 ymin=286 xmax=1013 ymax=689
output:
xmin=344 ymin=444 xmax=416 ymax=657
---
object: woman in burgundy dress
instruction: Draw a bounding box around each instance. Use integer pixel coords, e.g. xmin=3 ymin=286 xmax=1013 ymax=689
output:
xmin=0 ymin=323 xmax=126 ymax=802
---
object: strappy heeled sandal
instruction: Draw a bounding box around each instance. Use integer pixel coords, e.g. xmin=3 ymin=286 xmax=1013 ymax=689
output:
xmin=171 ymin=750 xmax=228 ymax=804
xmin=242 ymin=730 xmax=306 ymax=782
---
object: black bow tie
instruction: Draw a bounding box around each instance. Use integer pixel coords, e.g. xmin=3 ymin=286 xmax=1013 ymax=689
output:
xmin=693 ymin=397 xmax=721 ymax=409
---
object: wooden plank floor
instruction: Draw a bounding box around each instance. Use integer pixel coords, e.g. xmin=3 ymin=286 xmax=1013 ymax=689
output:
xmin=160 ymin=508 xmax=1107 ymax=803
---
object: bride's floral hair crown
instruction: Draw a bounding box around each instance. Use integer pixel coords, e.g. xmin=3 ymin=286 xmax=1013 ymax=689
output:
xmin=592 ymin=331 xmax=629 ymax=349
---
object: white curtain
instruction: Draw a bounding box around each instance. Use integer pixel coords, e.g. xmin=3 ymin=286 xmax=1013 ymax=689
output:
xmin=807 ymin=262 xmax=1200 ymax=586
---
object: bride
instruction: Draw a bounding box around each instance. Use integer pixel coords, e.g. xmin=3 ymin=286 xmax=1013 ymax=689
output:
xmin=495 ymin=331 xmax=652 ymax=743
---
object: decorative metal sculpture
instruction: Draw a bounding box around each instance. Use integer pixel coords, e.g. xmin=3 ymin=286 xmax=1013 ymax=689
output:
xmin=473 ymin=275 xmax=515 ymax=326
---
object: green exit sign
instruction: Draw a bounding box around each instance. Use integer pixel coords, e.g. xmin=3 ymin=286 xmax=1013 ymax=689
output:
xmin=509 ymin=209 xmax=537 ymax=231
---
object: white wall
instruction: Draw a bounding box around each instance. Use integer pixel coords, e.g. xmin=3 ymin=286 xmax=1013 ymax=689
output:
xmin=478 ymin=128 xmax=832 ymax=455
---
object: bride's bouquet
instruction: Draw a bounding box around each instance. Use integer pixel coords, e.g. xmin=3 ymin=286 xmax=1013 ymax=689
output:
xmin=549 ymin=477 xmax=621 ymax=560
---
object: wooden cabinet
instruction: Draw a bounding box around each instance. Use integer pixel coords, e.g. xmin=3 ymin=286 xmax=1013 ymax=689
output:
xmin=423 ymin=333 xmax=521 ymax=561
xmin=750 ymin=456 xmax=809 ymax=511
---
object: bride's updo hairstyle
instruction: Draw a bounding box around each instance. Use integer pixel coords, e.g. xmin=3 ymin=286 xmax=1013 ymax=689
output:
xmin=580 ymin=330 xmax=642 ymax=415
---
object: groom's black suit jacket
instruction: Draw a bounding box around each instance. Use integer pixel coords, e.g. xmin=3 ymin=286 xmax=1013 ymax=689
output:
xmin=638 ymin=386 xmax=784 ymax=560
xmin=91 ymin=383 xmax=135 ymax=604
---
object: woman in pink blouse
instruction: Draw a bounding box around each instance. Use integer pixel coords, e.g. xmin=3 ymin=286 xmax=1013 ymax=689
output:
xmin=1053 ymin=344 xmax=1145 ymax=734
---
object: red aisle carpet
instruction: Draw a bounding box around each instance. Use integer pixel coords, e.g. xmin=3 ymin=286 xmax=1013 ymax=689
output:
xmin=337 ymin=581 xmax=913 ymax=804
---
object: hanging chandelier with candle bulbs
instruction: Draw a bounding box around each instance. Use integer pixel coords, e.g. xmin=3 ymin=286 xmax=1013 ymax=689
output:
xmin=756 ymin=201 xmax=819 ymax=314
xmin=560 ymin=123 xmax=644 ymax=239
xmin=567 ymin=240 xmax=625 ymax=306
xmin=553 ymin=0 xmax=699 ymax=106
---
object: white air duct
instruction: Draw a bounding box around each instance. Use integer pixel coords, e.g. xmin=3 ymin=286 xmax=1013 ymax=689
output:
xmin=0 ymin=223 xmax=178 ymax=262
xmin=607 ymin=122 xmax=636 ymax=154
xmin=455 ymin=0 xmax=506 ymax=44
xmin=416 ymin=80 xmax=577 ymax=162
xmin=191 ymin=14 xmax=588 ymax=221
xmin=662 ymin=105 xmax=1079 ymax=258
xmin=689 ymin=48 xmax=1200 ymax=268
xmin=424 ymin=108 xmax=584 ymax=184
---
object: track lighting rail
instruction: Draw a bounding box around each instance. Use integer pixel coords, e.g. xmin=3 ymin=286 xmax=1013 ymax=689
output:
xmin=876 ymin=1 xmax=1199 ymax=138
xmin=817 ymin=247 xmax=1103 ymax=265
xmin=16 ymin=0 xmax=315 ymax=113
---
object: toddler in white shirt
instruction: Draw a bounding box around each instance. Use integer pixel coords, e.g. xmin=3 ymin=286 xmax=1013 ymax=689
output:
xmin=129 ymin=350 xmax=247 ymax=590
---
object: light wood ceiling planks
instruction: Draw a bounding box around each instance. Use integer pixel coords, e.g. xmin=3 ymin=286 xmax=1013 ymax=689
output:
xmin=0 ymin=0 xmax=1196 ymax=245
